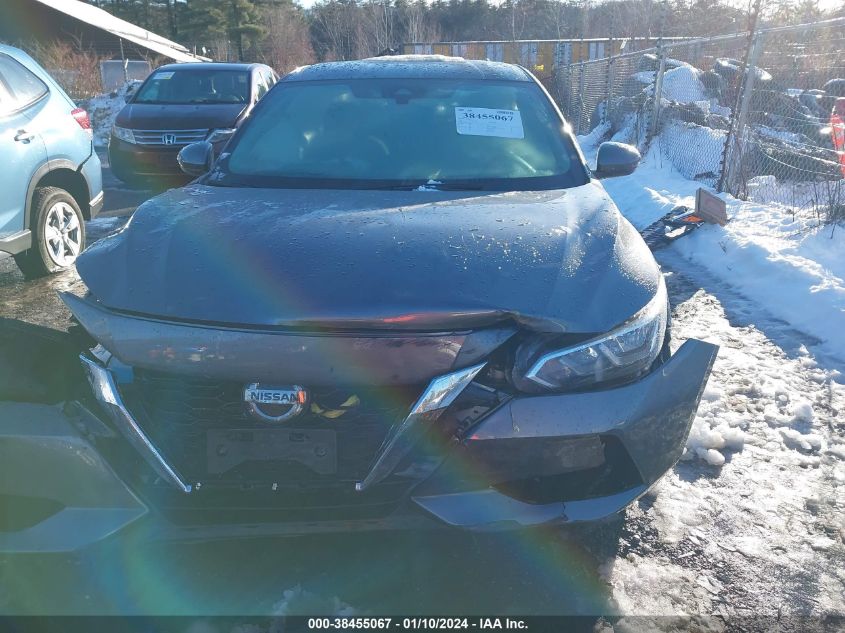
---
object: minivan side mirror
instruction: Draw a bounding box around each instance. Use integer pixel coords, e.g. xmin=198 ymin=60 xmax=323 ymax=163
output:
xmin=177 ymin=141 xmax=214 ymax=176
xmin=594 ymin=142 xmax=640 ymax=179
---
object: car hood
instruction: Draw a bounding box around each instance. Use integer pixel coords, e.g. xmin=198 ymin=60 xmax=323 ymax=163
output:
xmin=115 ymin=102 xmax=247 ymax=130
xmin=76 ymin=182 xmax=660 ymax=334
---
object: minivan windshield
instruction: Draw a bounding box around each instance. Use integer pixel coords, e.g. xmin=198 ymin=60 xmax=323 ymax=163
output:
xmin=134 ymin=68 xmax=250 ymax=105
xmin=216 ymin=78 xmax=588 ymax=191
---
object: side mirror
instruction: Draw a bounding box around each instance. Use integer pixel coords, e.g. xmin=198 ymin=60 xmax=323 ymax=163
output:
xmin=177 ymin=141 xmax=213 ymax=176
xmin=594 ymin=142 xmax=640 ymax=179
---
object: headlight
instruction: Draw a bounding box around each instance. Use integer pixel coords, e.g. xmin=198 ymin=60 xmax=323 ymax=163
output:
xmin=207 ymin=128 xmax=237 ymax=144
xmin=524 ymin=278 xmax=668 ymax=391
xmin=112 ymin=125 xmax=135 ymax=144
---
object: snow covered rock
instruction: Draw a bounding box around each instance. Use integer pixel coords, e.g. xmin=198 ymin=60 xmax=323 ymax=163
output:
xmin=661 ymin=66 xmax=708 ymax=104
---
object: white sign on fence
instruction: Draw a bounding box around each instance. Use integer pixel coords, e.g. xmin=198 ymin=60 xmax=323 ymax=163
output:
xmin=100 ymin=60 xmax=152 ymax=92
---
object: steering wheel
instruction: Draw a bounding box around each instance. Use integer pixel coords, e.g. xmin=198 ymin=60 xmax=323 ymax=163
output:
xmin=317 ymin=138 xmax=386 ymax=173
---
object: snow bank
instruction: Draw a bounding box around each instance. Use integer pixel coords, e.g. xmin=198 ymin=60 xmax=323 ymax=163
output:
xmin=576 ymin=121 xmax=611 ymax=156
xmin=659 ymin=120 xmax=727 ymax=181
xmin=597 ymin=256 xmax=845 ymax=617
xmin=576 ymin=121 xmax=844 ymax=619
xmin=630 ymin=71 xmax=656 ymax=89
xmin=587 ymin=140 xmax=845 ymax=363
xmin=660 ymin=66 xmax=707 ymax=103
xmin=676 ymin=201 xmax=845 ymax=363
xmin=78 ymin=81 xmax=141 ymax=148
xmin=593 ymin=147 xmax=697 ymax=229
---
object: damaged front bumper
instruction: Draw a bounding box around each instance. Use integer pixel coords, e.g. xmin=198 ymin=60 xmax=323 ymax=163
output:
xmin=0 ymin=325 xmax=716 ymax=551
xmin=0 ymin=401 xmax=146 ymax=552
xmin=413 ymin=339 xmax=717 ymax=528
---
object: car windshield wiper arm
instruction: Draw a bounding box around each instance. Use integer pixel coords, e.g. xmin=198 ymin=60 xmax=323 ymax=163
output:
xmin=425 ymin=182 xmax=487 ymax=191
xmin=207 ymin=174 xmax=490 ymax=191
xmin=379 ymin=181 xmax=488 ymax=191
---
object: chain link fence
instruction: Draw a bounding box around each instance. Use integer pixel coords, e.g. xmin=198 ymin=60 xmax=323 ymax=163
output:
xmin=554 ymin=18 xmax=845 ymax=224
xmin=656 ymin=34 xmax=750 ymax=186
xmin=723 ymin=20 xmax=845 ymax=223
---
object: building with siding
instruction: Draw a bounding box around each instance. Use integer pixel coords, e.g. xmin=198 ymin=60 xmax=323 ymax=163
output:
xmin=401 ymin=38 xmax=688 ymax=77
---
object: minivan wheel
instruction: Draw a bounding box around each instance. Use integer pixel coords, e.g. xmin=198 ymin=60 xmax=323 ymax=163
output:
xmin=14 ymin=187 xmax=86 ymax=279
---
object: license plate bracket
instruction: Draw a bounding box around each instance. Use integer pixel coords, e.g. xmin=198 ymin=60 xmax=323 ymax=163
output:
xmin=206 ymin=428 xmax=337 ymax=476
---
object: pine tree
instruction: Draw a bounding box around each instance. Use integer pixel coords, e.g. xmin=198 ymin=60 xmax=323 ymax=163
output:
xmin=229 ymin=0 xmax=265 ymax=60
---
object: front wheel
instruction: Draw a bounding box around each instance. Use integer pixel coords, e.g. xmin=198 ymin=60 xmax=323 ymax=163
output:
xmin=14 ymin=187 xmax=86 ymax=279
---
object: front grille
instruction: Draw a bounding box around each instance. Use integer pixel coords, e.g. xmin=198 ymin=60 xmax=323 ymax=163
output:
xmin=132 ymin=128 xmax=208 ymax=147
xmin=120 ymin=369 xmax=421 ymax=486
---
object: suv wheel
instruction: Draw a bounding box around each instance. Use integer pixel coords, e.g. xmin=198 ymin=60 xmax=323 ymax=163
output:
xmin=14 ymin=186 xmax=86 ymax=279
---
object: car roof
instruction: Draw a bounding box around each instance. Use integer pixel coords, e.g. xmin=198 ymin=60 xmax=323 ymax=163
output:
xmin=155 ymin=62 xmax=266 ymax=72
xmin=282 ymin=56 xmax=533 ymax=83
xmin=0 ymin=44 xmax=59 ymax=87
xmin=0 ymin=43 xmax=32 ymax=63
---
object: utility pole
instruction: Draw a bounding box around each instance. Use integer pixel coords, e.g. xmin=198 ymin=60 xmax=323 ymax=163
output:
xmin=649 ymin=0 xmax=669 ymax=140
xmin=717 ymin=0 xmax=763 ymax=193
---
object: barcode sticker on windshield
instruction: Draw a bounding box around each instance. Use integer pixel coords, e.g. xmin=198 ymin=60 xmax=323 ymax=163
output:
xmin=455 ymin=107 xmax=524 ymax=139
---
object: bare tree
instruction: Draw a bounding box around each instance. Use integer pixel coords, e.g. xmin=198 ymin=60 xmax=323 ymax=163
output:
xmin=311 ymin=0 xmax=368 ymax=60
xmin=403 ymin=1 xmax=439 ymax=43
xmin=28 ymin=40 xmax=103 ymax=99
xmin=359 ymin=0 xmax=395 ymax=55
xmin=509 ymin=0 xmax=527 ymax=41
xmin=257 ymin=3 xmax=315 ymax=71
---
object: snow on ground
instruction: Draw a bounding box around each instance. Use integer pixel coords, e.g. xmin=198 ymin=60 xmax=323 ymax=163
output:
xmin=659 ymin=121 xmax=727 ymax=181
xmin=78 ymin=81 xmax=140 ymax=148
xmin=603 ymin=260 xmax=845 ymax=623
xmin=661 ymin=66 xmax=707 ymax=103
xmin=579 ymin=131 xmax=845 ymax=365
xmin=578 ymin=126 xmax=845 ymax=623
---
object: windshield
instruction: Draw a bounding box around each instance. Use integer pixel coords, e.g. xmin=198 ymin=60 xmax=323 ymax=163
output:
xmin=217 ymin=78 xmax=588 ymax=190
xmin=134 ymin=68 xmax=250 ymax=105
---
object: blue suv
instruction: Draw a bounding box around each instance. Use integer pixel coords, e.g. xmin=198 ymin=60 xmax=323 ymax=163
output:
xmin=0 ymin=44 xmax=103 ymax=278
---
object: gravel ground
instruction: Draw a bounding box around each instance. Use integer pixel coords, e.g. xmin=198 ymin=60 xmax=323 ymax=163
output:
xmin=604 ymin=248 xmax=844 ymax=629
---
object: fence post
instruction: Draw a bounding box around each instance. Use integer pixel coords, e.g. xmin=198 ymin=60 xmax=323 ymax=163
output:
xmin=605 ymin=54 xmax=615 ymax=125
xmin=650 ymin=40 xmax=666 ymax=139
xmin=119 ymin=38 xmax=129 ymax=84
xmin=719 ymin=31 xmax=764 ymax=194
xmin=555 ymin=43 xmax=572 ymax=122
xmin=563 ymin=61 xmax=572 ymax=122
xmin=576 ymin=60 xmax=586 ymax=134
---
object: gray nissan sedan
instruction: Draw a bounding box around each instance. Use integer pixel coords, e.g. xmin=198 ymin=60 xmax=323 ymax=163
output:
xmin=4 ymin=56 xmax=717 ymax=551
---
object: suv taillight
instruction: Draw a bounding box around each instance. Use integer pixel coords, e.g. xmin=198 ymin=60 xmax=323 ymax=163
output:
xmin=71 ymin=108 xmax=92 ymax=135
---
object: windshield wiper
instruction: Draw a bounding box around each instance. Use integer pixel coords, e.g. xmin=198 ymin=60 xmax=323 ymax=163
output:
xmin=206 ymin=176 xmax=260 ymax=188
xmin=376 ymin=182 xmax=427 ymax=191
xmin=378 ymin=181 xmax=488 ymax=191
xmin=425 ymin=182 xmax=487 ymax=191
xmin=206 ymin=174 xmax=490 ymax=191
